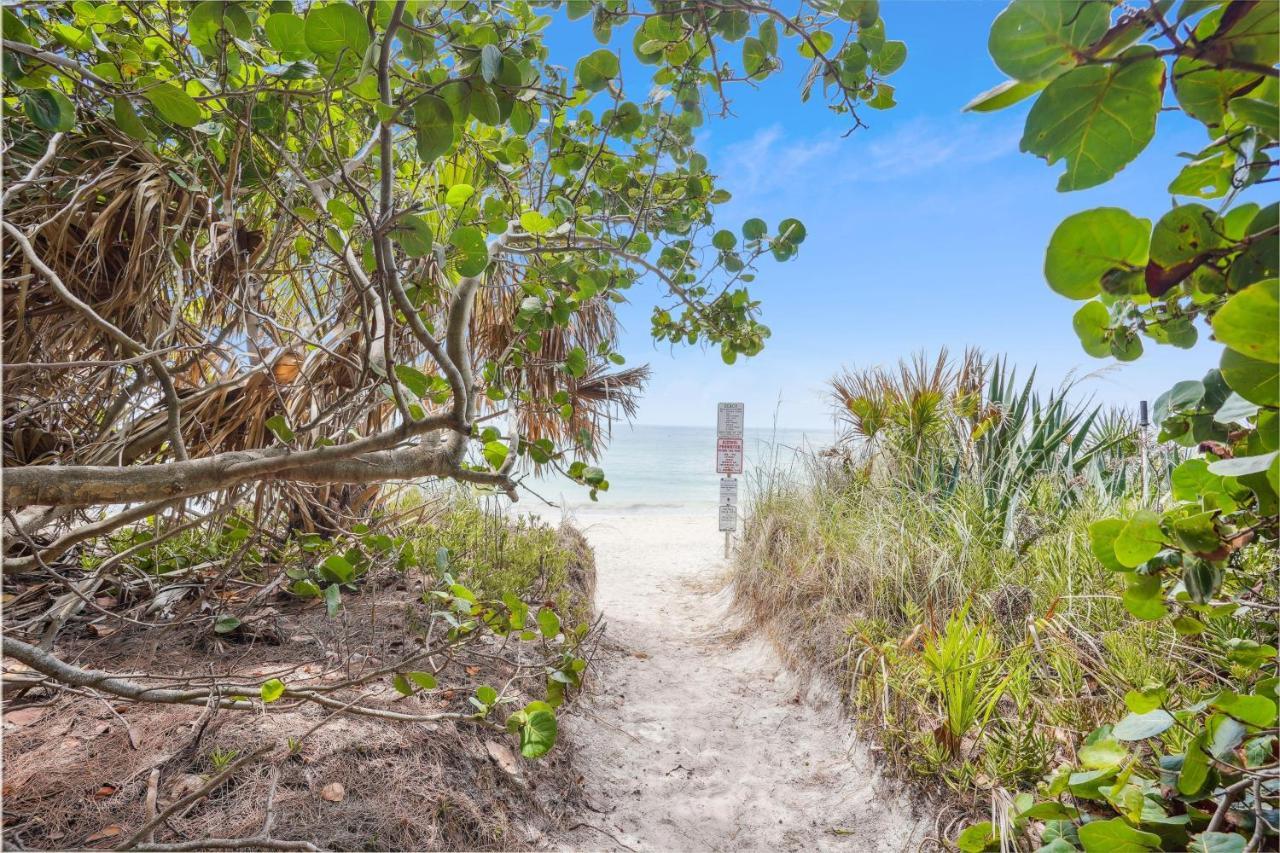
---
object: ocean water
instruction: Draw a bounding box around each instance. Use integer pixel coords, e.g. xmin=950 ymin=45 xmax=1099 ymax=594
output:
xmin=524 ymin=424 xmax=836 ymax=514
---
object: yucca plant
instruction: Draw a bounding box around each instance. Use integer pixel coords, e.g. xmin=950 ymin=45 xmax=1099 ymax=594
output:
xmin=831 ymin=350 xmax=1140 ymax=548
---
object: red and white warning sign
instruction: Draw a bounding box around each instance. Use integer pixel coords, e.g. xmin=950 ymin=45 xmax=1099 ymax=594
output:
xmin=716 ymin=437 xmax=743 ymax=475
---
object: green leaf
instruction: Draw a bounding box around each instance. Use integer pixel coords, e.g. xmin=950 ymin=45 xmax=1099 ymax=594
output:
xmin=1021 ymin=52 xmax=1165 ymax=191
xmin=112 ymin=97 xmax=149 ymax=140
xmin=1208 ymin=451 xmax=1278 ymax=477
xmin=22 ymin=89 xmax=76 ymax=133
xmin=987 ymin=0 xmax=1110 ymax=82
xmin=872 ymin=40 xmax=907 ymax=75
xmin=519 ymin=210 xmax=554 ymax=236
xmin=144 ymin=82 xmax=203 ymax=128
xmin=394 ymin=364 xmax=430 ymax=398
xmin=1174 ymin=54 xmax=1261 ymax=129
xmin=408 ymin=671 xmax=437 ymax=690
xmin=1044 ymin=208 xmax=1149 ymax=299
xmin=1188 ymin=833 xmax=1246 ymax=853
xmin=1114 ymin=510 xmax=1164 ymax=567
xmin=1078 ymin=737 xmax=1127 ymax=769
xmin=2 ymin=7 xmax=33 ymax=45
xmin=265 ymin=12 xmax=309 ymax=58
xmin=480 ymin=43 xmax=501 ymax=84
xmin=324 ymin=582 xmax=342 ymax=616
xmin=1072 ymin=301 xmax=1111 ymax=357
xmin=449 ymin=226 xmax=489 ymax=277
xmin=1037 ymin=840 xmax=1078 ymax=853
xmin=214 ymin=615 xmax=241 ymax=634
xmin=713 ymin=230 xmax=737 ymax=251
xmin=290 ymin=579 xmax=321 ymax=598
xmin=304 ymin=2 xmax=369 ymax=57
xmin=1230 ymin=95 xmax=1280 ymax=138
xmin=963 ymin=78 xmax=1047 ymax=112
xmin=1112 ymin=709 xmax=1175 ymax=740
xmin=564 ymin=347 xmax=587 ymax=378
xmin=1088 ymin=518 xmax=1129 ymax=572
xmin=955 ymin=821 xmax=999 ymax=853
xmin=1149 ymin=204 xmax=1222 ymax=270
xmin=1077 ymin=818 xmax=1161 ymax=852
xmin=1122 ymin=572 xmax=1168 ymax=621
xmin=1017 ymin=801 xmax=1080 ymax=821
xmin=392 ymin=673 xmax=412 ymax=696
xmin=743 ymin=37 xmax=769 ymax=79
xmin=1221 ymin=348 xmax=1279 ymax=407
xmin=483 ymin=440 xmax=508 ymax=469
xmin=392 ymin=215 xmax=433 ymax=258
xmin=1123 ymin=685 xmax=1167 ymax=714
xmin=1212 ymin=692 xmax=1278 ymax=728
xmin=446 ymin=183 xmax=475 ymax=207
xmin=189 ymin=1 xmax=250 ymax=48
xmin=742 ymin=218 xmax=767 ymax=240
xmin=1178 ymin=733 xmax=1210 ymax=795
xmin=264 ymin=414 xmax=294 ymax=443
xmin=260 ymin=678 xmax=286 ymax=703
xmin=536 ymin=607 xmax=560 ymax=639
xmin=1212 ymin=279 xmax=1278 ymax=363
xmin=413 ymin=94 xmax=454 ymax=163
xmin=326 ymin=199 xmax=355 ymax=229
xmin=519 ymin=707 xmax=557 ymax=758
xmin=320 ymin=554 xmax=355 ymax=584
xmin=575 ymin=48 xmax=619 ymax=92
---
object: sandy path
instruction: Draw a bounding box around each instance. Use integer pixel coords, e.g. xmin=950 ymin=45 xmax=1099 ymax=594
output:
xmin=547 ymin=512 xmax=922 ymax=853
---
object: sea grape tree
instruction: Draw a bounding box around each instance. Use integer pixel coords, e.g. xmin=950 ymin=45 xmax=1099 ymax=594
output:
xmin=965 ymin=1 xmax=1277 ymax=850
xmin=2 ymin=0 xmax=903 ymax=536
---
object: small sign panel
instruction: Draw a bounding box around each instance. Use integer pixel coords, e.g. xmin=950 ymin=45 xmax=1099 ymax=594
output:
xmin=716 ymin=438 xmax=743 ymax=474
xmin=718 ymin=503 xmax=737 ymax=532
xmin=719 ymin=477 xmax=738 ymax=507
xmin=717 ymin=402 xmax=745 ymax=438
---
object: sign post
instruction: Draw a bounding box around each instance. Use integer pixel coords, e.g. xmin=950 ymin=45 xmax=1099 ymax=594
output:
xmin=716 ymin=403 xmax=744 ymax=558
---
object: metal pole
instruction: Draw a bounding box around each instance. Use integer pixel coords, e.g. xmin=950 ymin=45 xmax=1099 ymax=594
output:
xmin=1139 ymin=400 xmax=1149 ymax=504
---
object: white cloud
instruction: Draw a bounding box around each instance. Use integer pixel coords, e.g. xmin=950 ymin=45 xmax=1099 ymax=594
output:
xmin=715 ymin=115 xmax=1021 ymax=203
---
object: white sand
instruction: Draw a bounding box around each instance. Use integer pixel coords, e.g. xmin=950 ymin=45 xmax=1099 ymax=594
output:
xmin=541 ymin=511 xmax=924 ymax=853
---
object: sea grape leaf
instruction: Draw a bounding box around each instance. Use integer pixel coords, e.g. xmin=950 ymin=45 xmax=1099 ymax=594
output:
xmin=1212 ymin=279 xmax=1278 ymax=363
xmin=1114 ymin=510 xmax=1164 ymax=567
xmin=987 ymin=0 xmax=1110 ymax=82
xmin=304 ymin=2 xmax=369 ymax=57
xmin=964 ymin=78 xmax=1047 ymax=112
xmin=1077 ymin=819 xmax=1160 ymax=852
xmin=1072 ymin=301 xmax=1111 ymax=357
xmin=1020 ymin=49 xmax=1164 ymax=191
xmin=1044 ymin=208 xmax=1149 ymax=299
xmin=413 ymin=94 xmax=454 ymax=162
xmin=1113 ymin=709 xmax=1175 ymax=740
xmin=144 ymin=82 xmax=203 ymax=128
xmin=22 ymin=89 xmax=76 ymax=132
xmin=1220 ymin=348 xmax=1279 ymax=407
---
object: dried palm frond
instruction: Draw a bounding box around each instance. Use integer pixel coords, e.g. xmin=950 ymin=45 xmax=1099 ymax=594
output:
xmin=470 ymin=264 xmax=648 ymax=459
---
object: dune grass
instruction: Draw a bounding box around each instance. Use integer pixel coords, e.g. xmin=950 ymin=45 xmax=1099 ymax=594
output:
xmin=732 ymin=352 xmax=1237 ymax=808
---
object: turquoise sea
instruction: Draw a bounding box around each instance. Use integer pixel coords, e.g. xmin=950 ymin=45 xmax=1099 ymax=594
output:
xmin=524 ymin=424 xmax=836 ymax=514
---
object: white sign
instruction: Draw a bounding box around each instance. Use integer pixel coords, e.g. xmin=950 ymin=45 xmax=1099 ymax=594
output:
xmin=717 ymin=402 xmax=744 ymax=438
xmin=718 ymin=503 xmax=737 ymax=532
xmin=716 ymin=438 xmax=743 ymax=474
xmin=719 ymin=477 xmax=738 ymax=507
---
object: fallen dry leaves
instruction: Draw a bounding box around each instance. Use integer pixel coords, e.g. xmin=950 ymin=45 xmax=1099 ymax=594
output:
xmin=84 ymin=824 xmax=122 ymax=843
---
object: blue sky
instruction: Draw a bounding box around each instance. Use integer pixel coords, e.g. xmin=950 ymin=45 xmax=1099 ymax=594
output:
xmin=548 ymin=2 xmax=1236 ymax=430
